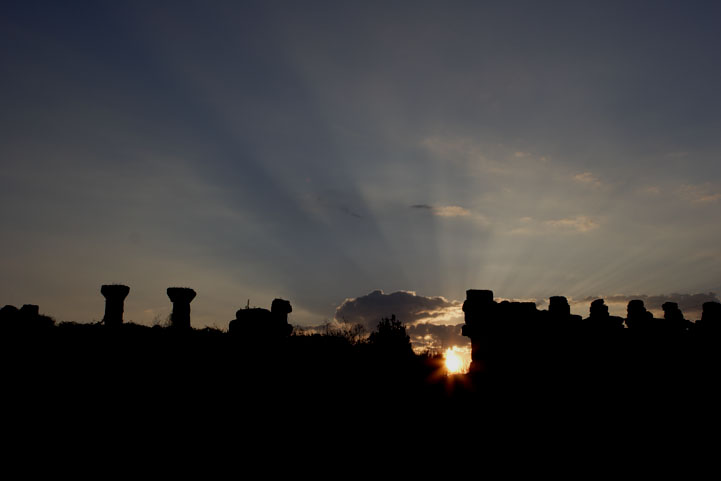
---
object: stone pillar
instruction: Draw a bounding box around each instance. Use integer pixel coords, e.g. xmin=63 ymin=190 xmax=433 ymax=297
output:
xmin=462 ymin=289 xmax=495 ymax=337
xmin=549 ymin=296 xmax=571 ymax=318
xmin=662 ymin=301 xmax=689 ymax=332
xmin=462 ymin=289 xmax=496 ymax=374
xmin=588 ymin=298 xmax=624 ymax=330
xmin=589 ymin=299 xmax=609 ymax=319
xmin=697 ymin=301 xmax=721 ymax=333
xmin=101 ymin=284 xmax=130 ymax=327
xmin=701 ymin=301 xmax=721 ymax=324
xmin=167 ymin=287 xmax=196 ymax=329
xmin=626 ymin=299 xmax=652 ymax=330
xmin=271 ymin=299 xmax=292 ymax=321
xmin=271 ymin=298 xmax=293 ymax=337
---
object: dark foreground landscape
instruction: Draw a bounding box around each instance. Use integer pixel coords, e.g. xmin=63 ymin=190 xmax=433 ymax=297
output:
xmin=3 ymin=287 xmax=721 ymax=459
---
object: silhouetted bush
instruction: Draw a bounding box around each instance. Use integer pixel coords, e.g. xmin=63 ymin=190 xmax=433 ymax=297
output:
xmin=368 ymin=315 xmax=413 ymax=357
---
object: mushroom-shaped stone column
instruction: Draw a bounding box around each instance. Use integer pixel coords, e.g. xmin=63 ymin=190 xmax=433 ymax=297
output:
xmin=101 ymin=284 xmax=130 ymax=327
xmin=271 ymin=298 xmax=293 ymax=337
xmin=167 ymin=287 xmax=196 ymax=329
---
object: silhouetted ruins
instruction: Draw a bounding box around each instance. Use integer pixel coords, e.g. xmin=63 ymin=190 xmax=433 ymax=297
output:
xmin=228 ymin=298 xmax=293 ymax=340
xmin=696 ymin=301 xmax=721 ymax=333
xmin=0 ymin=303 xmax=54 ymax=331
xmin=587 ymin=298 xmax=625 ymax=330
xmin=166 ymin=287 xmax=196 ymax=329
xmin=101 ymin=284 xmax=129 ymax=327
xmin=3 ymin=284 xmax=721 ymax=423
xmin=460 ymin=288 xmax=721 ymax=379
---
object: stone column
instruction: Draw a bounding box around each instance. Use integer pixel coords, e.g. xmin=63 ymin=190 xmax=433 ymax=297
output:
xmin=462 ymin=289 xmax=496 ymax=374
xmin=662 ymin=301 xmax=689 ymax=332
xmin=549 ymin=296 xmax=571 ymax=318
xmin=167 ymin=287 xmax=196 ymax=329
xmin=697 ymin=301 xmax=721 ymax=334
xmin=626 ymin=299 xmax=652 ymax=330
xmin=271 ymin=298 xmax=293 ymax=337
xmin=101 ymin=284 xmax=130 ymax=327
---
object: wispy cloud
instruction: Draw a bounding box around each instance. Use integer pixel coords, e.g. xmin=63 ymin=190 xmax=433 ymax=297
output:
xmin=432 ymin=205 xmax=471 ymax=217
xmin=411 ymin=204 xmax=488 ymax=223
xmin=638 ymin=185 xmax=662 ymax=196
xmin=677 ymin=183 xmax=721 ymax=204
xmin=545 ymin=215 xmax=600 ymax=232
xmin=573 ymin=172 xmax=603 ymax=189
xmin=421 ymin=136 xmax=525 ymax=176
xmin=510 ymin=215 xmax=600 ymax=235
xmin=407 ymin=323 xmax=469 ymax=353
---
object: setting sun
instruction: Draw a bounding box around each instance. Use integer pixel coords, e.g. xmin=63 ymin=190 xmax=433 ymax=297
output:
xmin=444 ymin=347 xmax=467 ymax=374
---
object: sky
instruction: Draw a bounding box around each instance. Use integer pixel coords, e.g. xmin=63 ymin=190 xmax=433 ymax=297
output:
xmin=2 ymin=1 xmax=721 ymax=352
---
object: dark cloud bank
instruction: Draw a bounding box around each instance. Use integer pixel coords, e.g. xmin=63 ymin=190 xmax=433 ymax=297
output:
xmin=406 ymin=323 xmax=466 ymax=353
xmin=334 ymin=289 xmax=465 ymax=353
xmin=334 ymin=290 xmax=462 ymax=330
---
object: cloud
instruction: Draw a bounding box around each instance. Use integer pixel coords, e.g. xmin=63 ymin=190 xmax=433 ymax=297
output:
xmin=410 ymin=204 xmax=489 ymax=225
xmin=573 ymin=172 xmax=603 ymax=189
xmin=298 ymin=191 xmax=366 ymax=223
xmin=420 ymin=136 xmax=517 ymax=175
xmin=509 ymin=215 xmax=600 ymax=235
xmin=339 ymin=206 xmax=363 ymax=219
xmin=638 ymin=185 xmax=661 ymax=195
xmin=407 ymin=323 xmax=469 ymax=353
xmin=432 ymin=205 xmax=471 ymax=217
xmin=677 ymin=183 xmax=721 ymax=204
xmin=411 ymin=204 xmax=470 ymax=217
xmin=334 ymin=290 xmax=463 ymax=330
xmin=545 ymin=215 xmax=600 ymax=233
xmin=420 ymin=136 xmax=556 ymax=180
xmin=571 ymin=293 xmax=719 ymax=319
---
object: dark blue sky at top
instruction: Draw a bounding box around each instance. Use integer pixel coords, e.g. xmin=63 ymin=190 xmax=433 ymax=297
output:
xmin=2 ymin=0 xmax=720 ymax=328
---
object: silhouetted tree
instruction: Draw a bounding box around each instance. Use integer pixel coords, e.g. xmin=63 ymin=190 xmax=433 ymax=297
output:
xmin=317 ymin=321 xmax=366 ymax=344
xmin=368 ymin=315 xmax=413 ymax=357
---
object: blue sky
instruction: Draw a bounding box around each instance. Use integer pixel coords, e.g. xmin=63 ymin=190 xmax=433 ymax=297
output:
xmin=2 ymin=1 xmax=720 ymax=340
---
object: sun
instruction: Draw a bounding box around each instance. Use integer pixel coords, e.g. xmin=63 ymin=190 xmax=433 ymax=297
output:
xmin=444 ymin=347 xmax=465 ymax=374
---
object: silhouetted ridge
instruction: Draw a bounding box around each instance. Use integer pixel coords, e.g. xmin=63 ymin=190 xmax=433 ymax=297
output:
xmin=3 ymin=284 xmax=721 ymax=428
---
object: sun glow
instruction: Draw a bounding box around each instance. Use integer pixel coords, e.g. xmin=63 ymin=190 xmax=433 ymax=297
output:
xmin=444 ymin=346 xmax=468 ymax=374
